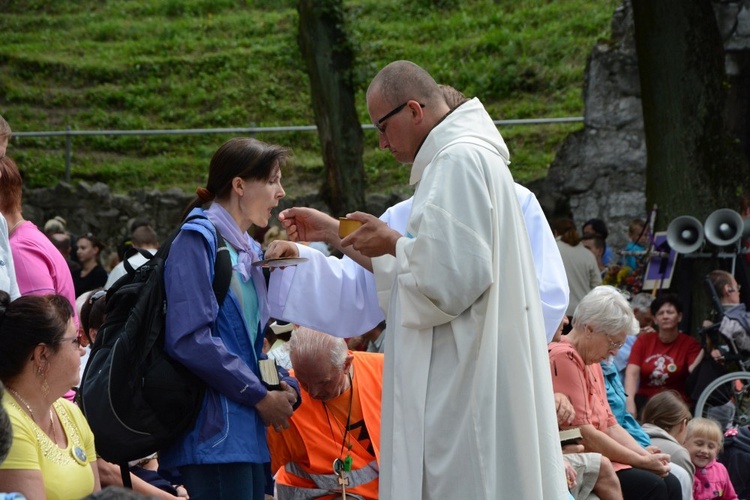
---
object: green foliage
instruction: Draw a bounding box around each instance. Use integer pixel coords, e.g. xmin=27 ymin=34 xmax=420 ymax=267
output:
xmin=0 ymin=0 xmax=618 ymax=196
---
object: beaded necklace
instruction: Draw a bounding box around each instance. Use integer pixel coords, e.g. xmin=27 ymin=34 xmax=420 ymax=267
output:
xmin=5 ymin=388 xmax=89 ymax=466
xmin=6 ymin=386 xmax=57 ymax=443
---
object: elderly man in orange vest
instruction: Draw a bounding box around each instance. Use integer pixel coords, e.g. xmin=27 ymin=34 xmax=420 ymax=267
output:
xmin=268 ymin=326 xmax=383 ymax=500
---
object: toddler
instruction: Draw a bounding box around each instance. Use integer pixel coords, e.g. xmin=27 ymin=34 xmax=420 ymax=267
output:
xmin=685 ymin=418 xmax=738 ymax=500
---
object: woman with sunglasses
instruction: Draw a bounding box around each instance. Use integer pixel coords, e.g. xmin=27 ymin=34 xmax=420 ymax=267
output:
xmin=0 ymin=291 xmax=100 ymax=499
xmin=73 ymin=233 xmax=108 ymax=297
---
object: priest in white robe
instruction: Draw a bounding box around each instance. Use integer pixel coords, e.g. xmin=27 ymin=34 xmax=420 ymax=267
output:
xmin=268 ymin=61 xmax=567 ymax=499
xmin=267 ymin=186 xmax=568 ymax=344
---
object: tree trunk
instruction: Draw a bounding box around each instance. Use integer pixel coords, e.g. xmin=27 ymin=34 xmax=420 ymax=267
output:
xmin=297 ymin=0 xmax=366 ymax=216
xmin=632 ymin=0 xmax=750 ymax=329
xmin=633 ymin=0 xmax=748 ymax=223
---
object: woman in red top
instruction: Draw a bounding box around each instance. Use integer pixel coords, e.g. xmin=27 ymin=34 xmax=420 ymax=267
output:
xmin=625 ymin=294 xmax=703 ymax=418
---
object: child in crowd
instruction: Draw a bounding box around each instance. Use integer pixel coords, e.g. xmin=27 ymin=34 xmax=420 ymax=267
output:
xmin=621 ymin=219 xmax=648 ymax=270
xmin=686 ymin=418 xmax=738 ymax=500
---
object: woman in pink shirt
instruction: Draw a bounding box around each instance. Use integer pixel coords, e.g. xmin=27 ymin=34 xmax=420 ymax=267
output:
xmin=0 ymin=157 xmax=77 ymax=316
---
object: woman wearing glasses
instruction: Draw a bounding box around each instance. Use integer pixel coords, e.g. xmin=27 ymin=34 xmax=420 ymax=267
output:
xmin=625 ymin=294 xmax=703 ymax=418
xmin=73 ymin=233 xmax=108 ymax=297
xmin=0 ymin=292 xmax=100 ymax=499
xmin=549 ymin=286 xmax=681 ymax=499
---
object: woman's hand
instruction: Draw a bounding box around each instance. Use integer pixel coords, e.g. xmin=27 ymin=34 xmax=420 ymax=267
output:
xmin=636 ymin=452 xmax=671 ymax=477
xmin=255 ymin=388 xmax=294 ymax=430
xmin=711 ymin=348 xmax=725 ymax=363
xmin=280 ymin=380 xmax=298 ymax=407
xmin=264 ymin=240 xmax=299 ymax=260
xmin=555 ymin=393 xmax=576 ymax=427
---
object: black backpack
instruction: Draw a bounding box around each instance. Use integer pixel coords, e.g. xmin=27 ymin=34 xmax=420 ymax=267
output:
xmin=79 ymin=215 xmax=232 ymax=464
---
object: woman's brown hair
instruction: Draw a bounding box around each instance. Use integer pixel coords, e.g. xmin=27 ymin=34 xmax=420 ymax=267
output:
xmin=552 ymin=218 xmax=581 ymax=246
xmin=182 ymin=138 xmax=289 ymax=221
xmin=0 ymin=292 xmax=74 ymax=381
xmin=641 ymin=390 xmax=692 ymax=432
xmin=0 ymin=157 xmax=23 ymax=214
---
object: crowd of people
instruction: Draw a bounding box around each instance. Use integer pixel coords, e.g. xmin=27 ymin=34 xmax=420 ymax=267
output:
xmin=0 ymin=61 xmax=749 ymax=500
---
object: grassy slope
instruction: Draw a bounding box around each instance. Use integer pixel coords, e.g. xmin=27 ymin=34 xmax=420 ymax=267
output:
xmin=0 ymin=0 xmax=618 ymax=197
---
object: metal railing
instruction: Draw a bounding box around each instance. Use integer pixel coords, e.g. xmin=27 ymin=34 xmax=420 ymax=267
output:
xmin=12 ymin=117 xmax=583 ymax=182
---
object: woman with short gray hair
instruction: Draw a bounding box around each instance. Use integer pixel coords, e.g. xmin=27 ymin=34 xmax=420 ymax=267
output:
xmin=549 ymin=286 xmax=681 ymax=500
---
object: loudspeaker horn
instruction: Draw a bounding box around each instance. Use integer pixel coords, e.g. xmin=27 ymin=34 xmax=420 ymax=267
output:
xmin=743 ymin=217 xmax=750 ymax=239
xmin=666 ymin=216 xmax=704 ymax=254
xmin=704 ymin=209 xmax=744 ymax=247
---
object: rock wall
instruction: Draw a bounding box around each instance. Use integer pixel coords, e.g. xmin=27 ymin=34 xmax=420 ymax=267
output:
xmin=21 ymin=181 xmax=403 ymax=255
xmin=534 ymin=0 xmax=750 ymax=251
xmin=22 ymin=182 xmax=194 ymax=253
xmin=532 ymin=1 xmax=645 ymax=251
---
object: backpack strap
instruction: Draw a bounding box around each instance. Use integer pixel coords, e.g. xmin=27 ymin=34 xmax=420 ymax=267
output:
xmin=212 ymin=227 xmax=232 ymax=307
xmin=120 ymin=463 xmax=132 ymax=489
xmin=122 ymin=247 xmax=156 ymax=274
xmin=182 ymin=213 xmax=232 ymax=307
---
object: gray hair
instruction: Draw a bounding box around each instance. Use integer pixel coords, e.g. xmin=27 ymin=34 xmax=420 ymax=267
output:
xmin=289 ymin=326 xmax=348 ymax=370
xmin=630 ymin=292 xmax=655 ymax=312
xmin=572 ymin=286 xmax=635 ymax=336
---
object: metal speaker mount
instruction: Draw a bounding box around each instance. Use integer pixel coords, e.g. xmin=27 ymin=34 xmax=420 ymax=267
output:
xmin=705 ymin=209 xmax=744 ymax=247
xmin=667 ymin=216 xmax=704 ymax=254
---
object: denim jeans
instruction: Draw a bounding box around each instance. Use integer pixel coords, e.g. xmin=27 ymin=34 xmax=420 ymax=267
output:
xmin=179 ymin=462 xmax=265 ymax=500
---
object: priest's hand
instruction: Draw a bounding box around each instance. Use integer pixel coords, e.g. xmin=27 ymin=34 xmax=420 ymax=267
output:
xmin=341 ymin=212 xmax=400 ymax=258
xmin=278 ymin=207 xmax=338 ymax=245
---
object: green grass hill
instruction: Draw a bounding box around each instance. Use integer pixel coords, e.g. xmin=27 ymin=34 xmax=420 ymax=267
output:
xmin=0 ymin=0 xmax=619 ymax=198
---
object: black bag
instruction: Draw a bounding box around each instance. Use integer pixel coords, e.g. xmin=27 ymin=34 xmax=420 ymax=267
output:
xmin=79 ymin=215 xmax=232 ymax=464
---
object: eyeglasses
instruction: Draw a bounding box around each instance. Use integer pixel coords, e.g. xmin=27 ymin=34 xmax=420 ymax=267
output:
xmin=606 ymin=336 xmax=625 ymax=351
xmin=375 ymin=101 xmax=426 ymax=132
xmin=59 ymin=334 xmax=82 ymax=348
xmin=88 ymin=289 xmax=106 ymax=305
xmin=729 ymin=285 xmax=742 ymax=293
xmin=587 ymin=324 xmax=624 ymax=351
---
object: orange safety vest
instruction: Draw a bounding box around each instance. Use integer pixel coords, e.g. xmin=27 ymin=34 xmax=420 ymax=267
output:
xmin=269 ymin=351 xmax=383 ymax=500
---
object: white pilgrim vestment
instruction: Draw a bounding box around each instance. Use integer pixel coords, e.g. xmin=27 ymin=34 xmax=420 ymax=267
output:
xmin=373 ymin=98 xmax=567 ymax=499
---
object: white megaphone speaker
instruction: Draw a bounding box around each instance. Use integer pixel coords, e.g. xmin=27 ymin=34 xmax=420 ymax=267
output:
xmin=704 ymin=209 xmax=744 ymax=247
xmin=667 ymin=216 xmax=704 ymax=254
